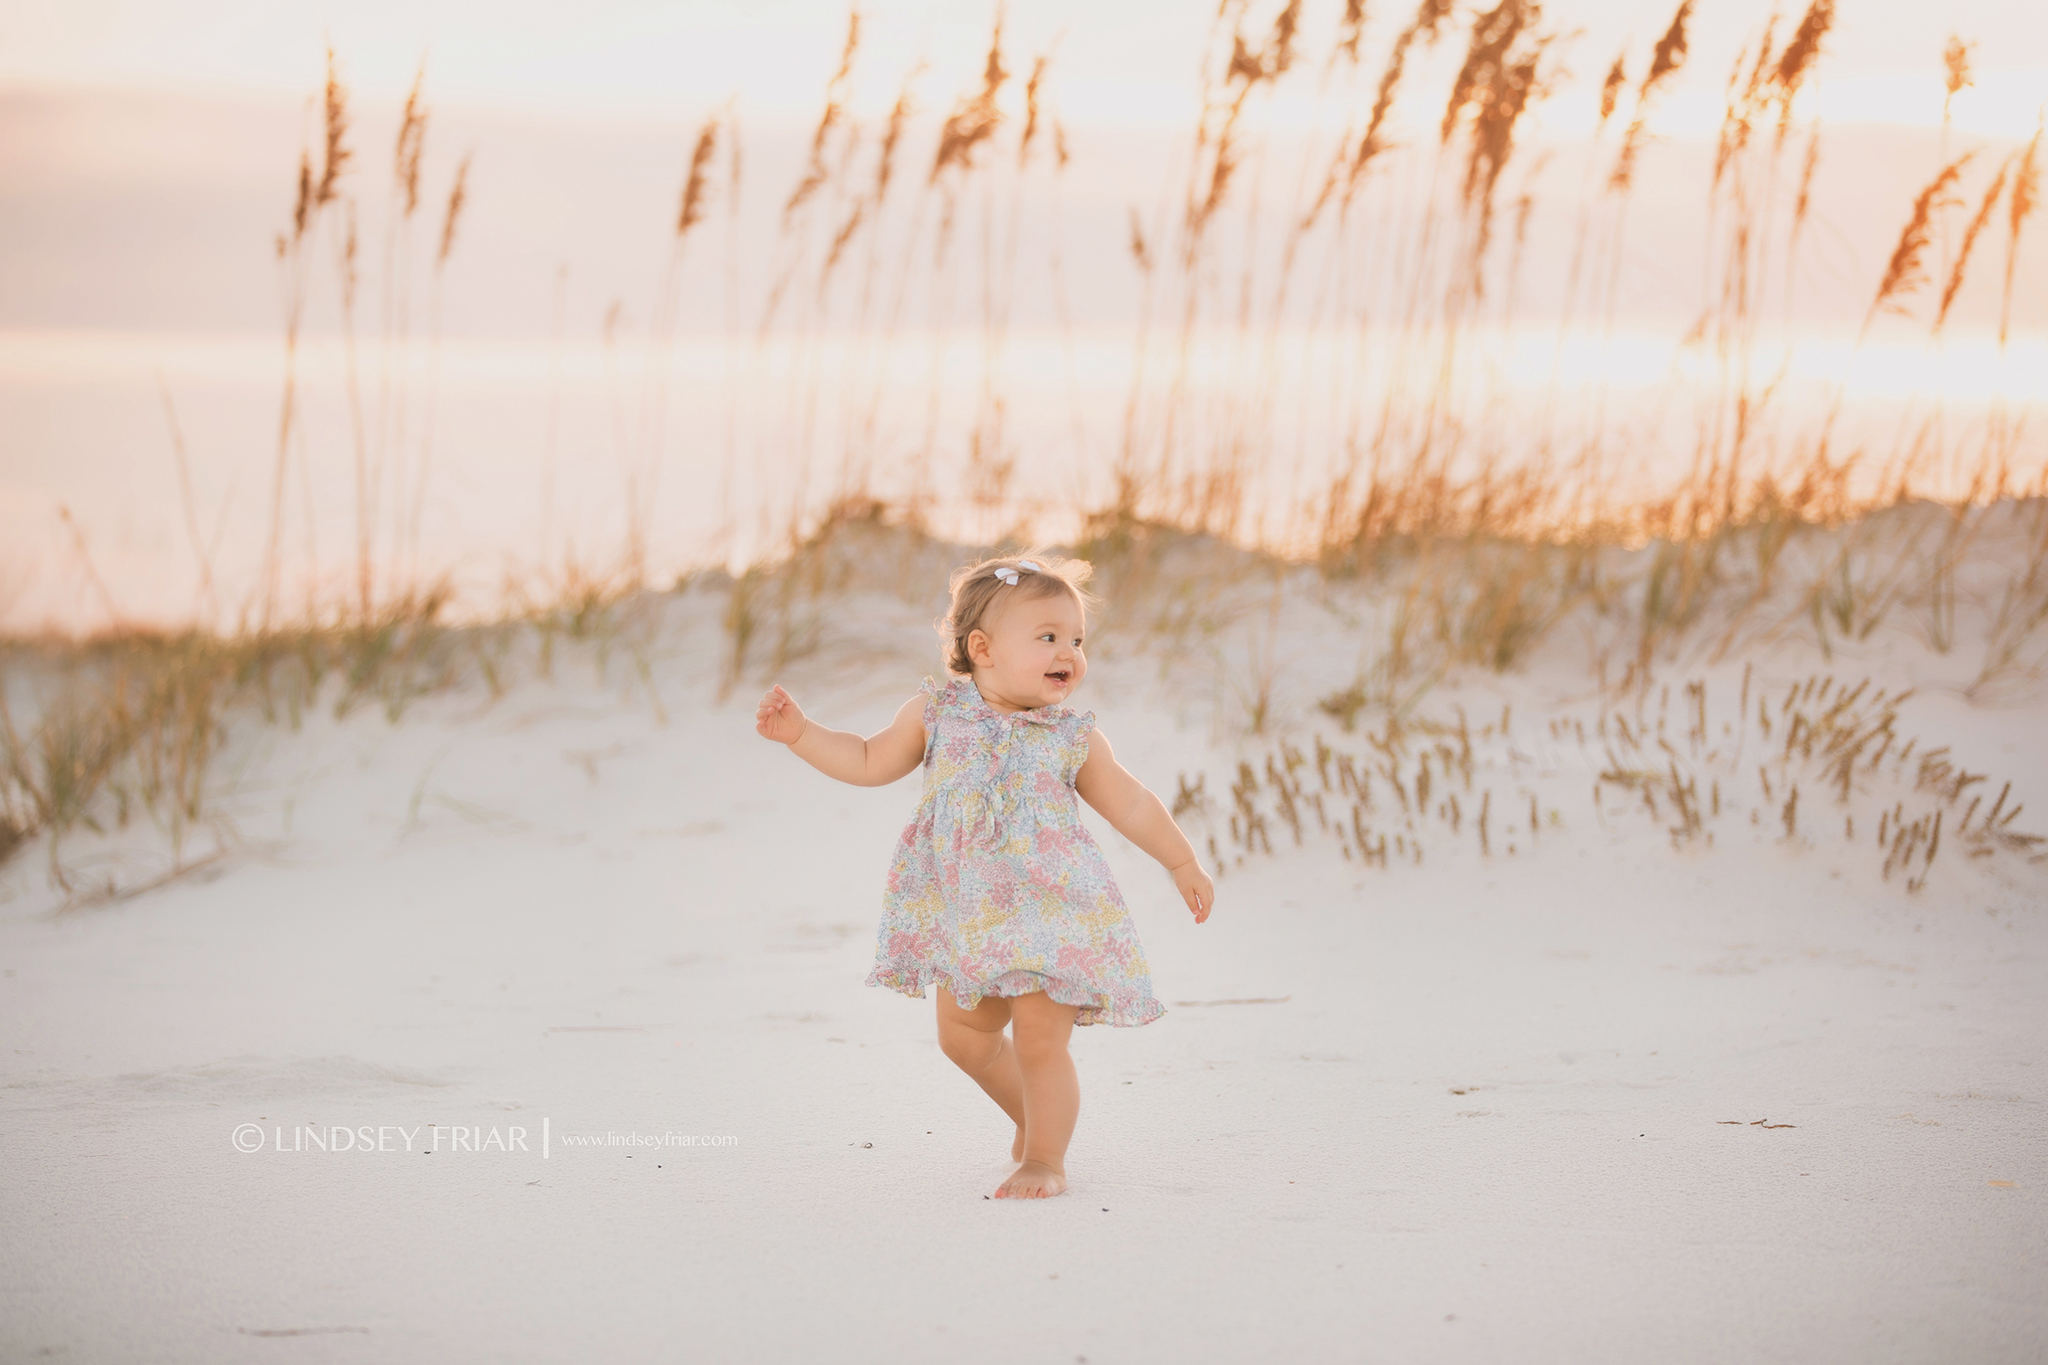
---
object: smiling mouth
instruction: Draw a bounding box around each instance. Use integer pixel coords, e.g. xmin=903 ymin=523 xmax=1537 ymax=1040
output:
xmin=1045 ymin=670 xmax=1071 ymax=685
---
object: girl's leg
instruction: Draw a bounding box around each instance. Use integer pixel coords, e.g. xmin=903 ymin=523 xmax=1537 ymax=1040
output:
xmin=935 ymin=986 xmax=1027 ymax=1154
xmin=994 ymin=990 xmax=1080 ymax=1200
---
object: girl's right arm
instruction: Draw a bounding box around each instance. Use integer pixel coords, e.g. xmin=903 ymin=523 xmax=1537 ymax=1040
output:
xmin=755 ymin=684 xmax=928 ymax=787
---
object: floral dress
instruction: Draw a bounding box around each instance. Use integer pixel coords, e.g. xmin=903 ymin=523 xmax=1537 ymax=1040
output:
xmin=865 ymin=675 xmax=1166 ymax=1027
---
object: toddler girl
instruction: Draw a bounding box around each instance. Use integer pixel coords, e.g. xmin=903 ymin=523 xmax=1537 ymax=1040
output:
xmin=754 ymin=551 xmax=1214 ymax=1200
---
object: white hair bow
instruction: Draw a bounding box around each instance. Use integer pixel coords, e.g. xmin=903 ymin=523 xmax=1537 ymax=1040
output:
xmin=992 ymin=560 xmax=1041 ymax=586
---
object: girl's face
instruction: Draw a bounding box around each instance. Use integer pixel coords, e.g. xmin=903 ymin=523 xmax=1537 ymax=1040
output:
xmin=966 ymin=588 xmax=1088 ymax=711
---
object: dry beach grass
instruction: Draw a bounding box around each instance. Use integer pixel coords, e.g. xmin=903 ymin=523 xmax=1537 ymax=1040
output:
xmin=3 ymin=0 xmax=2046 ymax=904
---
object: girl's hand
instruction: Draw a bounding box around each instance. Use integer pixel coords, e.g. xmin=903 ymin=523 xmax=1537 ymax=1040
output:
xmin=755 ymin=684 xmax=808 ymax=746
xmin=1170 ymin=859 xmax=1215 ymax=924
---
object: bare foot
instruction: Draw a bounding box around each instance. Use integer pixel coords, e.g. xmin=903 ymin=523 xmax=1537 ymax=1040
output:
xmin=1011 ymin=1124 xmax=1025 ymax=1161
xmin=993 ymin=1160 xmax=1067 ymax=1199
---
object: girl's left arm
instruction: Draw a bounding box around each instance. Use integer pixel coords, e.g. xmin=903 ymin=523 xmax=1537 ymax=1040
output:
xmin=1074 ymin=727 xmax=1215 ymax=923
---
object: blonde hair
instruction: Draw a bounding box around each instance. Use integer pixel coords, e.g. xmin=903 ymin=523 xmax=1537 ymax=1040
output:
xmin=938 ymin=550 xmax=1099 ymax=676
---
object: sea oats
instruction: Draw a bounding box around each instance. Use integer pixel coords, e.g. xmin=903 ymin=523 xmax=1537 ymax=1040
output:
xmin=1865 ymin=153 xmax=1974 ymax=334
xmin=2001 ymin=119 xmax=2042 ymax=346
xmin=1935 ymin=156 xmax=2012 ymax=333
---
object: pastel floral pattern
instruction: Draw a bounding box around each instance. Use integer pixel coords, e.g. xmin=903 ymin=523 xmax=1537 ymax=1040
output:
xmin=865 ymin=675 xmax=1167 ymax=1027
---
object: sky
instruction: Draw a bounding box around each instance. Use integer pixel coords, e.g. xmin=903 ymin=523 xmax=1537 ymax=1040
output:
xmin=2 ymin=0 xmax=2044 ymax=138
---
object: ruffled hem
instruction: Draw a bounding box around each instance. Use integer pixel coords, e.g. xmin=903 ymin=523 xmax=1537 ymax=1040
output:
xmin=865 ymin=961 xmax=1166 ymax=1028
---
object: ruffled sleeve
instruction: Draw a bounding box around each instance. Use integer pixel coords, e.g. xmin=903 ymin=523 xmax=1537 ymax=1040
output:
xmin=917 ymin=676 xmax=945 ymax=762
xmin=1062 ymin=709 xmax=1098 ymax=786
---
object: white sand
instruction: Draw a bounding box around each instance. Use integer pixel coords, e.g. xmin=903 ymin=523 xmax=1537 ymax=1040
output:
xmin=3 ymin=588 xmax=2044 ymax=1363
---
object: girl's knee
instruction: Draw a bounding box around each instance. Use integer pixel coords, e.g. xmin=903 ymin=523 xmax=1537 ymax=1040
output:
xmin=1010 ymin=1020 xmax=1073 ymax=1068
xmin=937 ymin=1016 xmax=1004 ymax=1069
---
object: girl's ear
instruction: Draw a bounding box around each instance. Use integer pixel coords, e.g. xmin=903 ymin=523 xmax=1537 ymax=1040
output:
xmin=966 ymin=627 xmax=994 ymax=668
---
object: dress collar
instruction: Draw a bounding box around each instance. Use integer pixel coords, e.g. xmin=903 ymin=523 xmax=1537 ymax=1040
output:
xmin=955 ymin=675 xmax=1070 ymax=727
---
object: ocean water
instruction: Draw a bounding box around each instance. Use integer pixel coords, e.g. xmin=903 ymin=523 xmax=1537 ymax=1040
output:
xmin=4 ymin=319 xmax=2040 ymax=633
